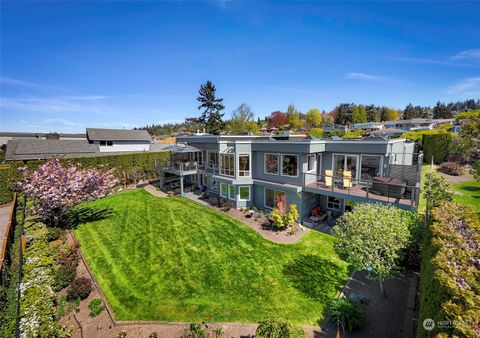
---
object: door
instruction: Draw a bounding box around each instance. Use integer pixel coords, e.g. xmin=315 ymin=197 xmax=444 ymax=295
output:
xmin=333 ymin=154 xmax=359 ymax=181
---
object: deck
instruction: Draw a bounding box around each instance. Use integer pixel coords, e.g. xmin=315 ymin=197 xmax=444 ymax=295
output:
xmin=304 ymin=181 xmax=415 ymax=208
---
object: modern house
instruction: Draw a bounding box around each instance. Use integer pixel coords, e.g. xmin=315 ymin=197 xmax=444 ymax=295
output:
xmin=158 ymin=134 xmax=422 ymax=221
xmin=5 ymin=128 xmax=168 ymax=161
xmin=383 ymin=118 xmax=454 ymax=131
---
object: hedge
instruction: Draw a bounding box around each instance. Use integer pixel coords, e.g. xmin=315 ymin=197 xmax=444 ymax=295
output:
xmin=0 ymin=151 xmax=170 ymax=203
xmin=417 ymin=201 xmax=480 ymax=338
xmin=422 ymin=132 xmax=452 ymax=164
xmin=19 ymin=217 xmax=71 ymax=338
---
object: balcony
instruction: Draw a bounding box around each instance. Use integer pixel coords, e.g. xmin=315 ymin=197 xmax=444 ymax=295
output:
xmin=303 ymin=172 xmax=420 ymax=210
xmin=159 ymin=161 xmax=199 ymax=176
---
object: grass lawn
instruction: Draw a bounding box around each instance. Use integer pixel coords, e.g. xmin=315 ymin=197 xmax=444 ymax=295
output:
xmin=72 ymin=190 xmax=349 ymax=325
xmin=452 ymin=181 xmax=480 ymax=211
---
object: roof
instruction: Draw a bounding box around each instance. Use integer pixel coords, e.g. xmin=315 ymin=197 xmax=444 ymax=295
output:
xmin=6 ymin=139 xmax=98 ymax=160
xmin=0 ymin=132 xmax=86 ymax=138
xmin=86 ymin=128 xmax=152 ymax=142
xmin=162 ymin=144 xmax=200 ymax=153
xmin=384 ymin=118 xmax=454 ymax=125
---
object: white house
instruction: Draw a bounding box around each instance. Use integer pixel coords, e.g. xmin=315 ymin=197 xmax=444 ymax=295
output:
xmin=86 ymin=128 xmax=152 ymax=152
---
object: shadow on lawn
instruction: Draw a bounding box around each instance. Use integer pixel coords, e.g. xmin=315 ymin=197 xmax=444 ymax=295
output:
xmin=68 ymin=205 xmax=113 ymax=228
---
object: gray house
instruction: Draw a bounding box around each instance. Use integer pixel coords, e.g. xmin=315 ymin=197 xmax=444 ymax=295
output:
xmin=159 ymin=134 xmax=422 ymax=221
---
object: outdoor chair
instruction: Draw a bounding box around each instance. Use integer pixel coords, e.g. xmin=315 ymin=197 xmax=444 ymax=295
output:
xmin=325 ymin=170 xmax=333 ymax=187
xmin=343 ymin=170 xmax=353 ymax=188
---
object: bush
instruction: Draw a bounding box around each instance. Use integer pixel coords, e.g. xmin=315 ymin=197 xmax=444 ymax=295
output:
xmin=47 ymin=227 xmax=67 ymax=242
xmin=57 ymin=242 xmax=80 ymax=268
xmin=66 ymin=277 xmax=92 ymax=301
xmin=255 ymin=318 xmax=306 ymax=338
xmin=438 ymin=162 xmax=464 ymax=176
xmin=423 ymin=173 xmax=453 ymax=209
xmin=53 ymin=265 xmax=77 ymax=291
xmin=0 ymin=166 xmax=14 ymax=204
xmin=271 ymin=209 xmax=285 ymax=228
xmin=88 ymin=298 xmax=104 ymax=317
xmin=329 ymin=298 xmax=367 ymax=332
xmin=285 ymin=204 xmax=299 ymax=225
xmin=179 ymin=323 xmax=208 ymax=338
xmin=417 ymin=202 xmax=480 ymax=337
xmin=422 ymin=132 xmax=452 ymax=164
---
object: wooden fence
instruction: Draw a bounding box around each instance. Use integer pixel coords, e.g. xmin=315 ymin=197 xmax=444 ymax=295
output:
xmin=0 ymin=193 xmax=17 ymax=280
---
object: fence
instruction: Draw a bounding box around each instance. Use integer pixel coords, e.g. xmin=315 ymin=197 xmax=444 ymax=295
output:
xmin=0 ymin=193 xmax=17 ymax=283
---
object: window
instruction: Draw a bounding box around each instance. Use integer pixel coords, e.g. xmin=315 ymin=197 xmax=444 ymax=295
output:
xmin=239 ymin=186 xmax=250 ymax=201
xmin=208 ymin=151 xmax=218 ymax=169
xmin=307 ymin=154 xmax=316 ymax=172
xmin=281 ymin=155 xmax=298 ymax=177
xmin=220 ymin=153 xmax=235 ymax=176
xmin=228 ymin=184 xmax=235 ymax=200
xmin=327 ymin=196 xmax=341 ymax=211
xmin=238 ymin=154 xmax=250 ymax=177
xmin=100 ymin=141 xmax=106 ymax=146
xmin=106 ymin=141 xmax=113 ymax=146
xmin=333 ymin=154 xmax=358 ymax=180
xmin=265 ymin=188 xmax=286 ymax=210
xmin=220 ymin=182 xmax=227 ymax=198
xmin=264 ymin=153 xmax=279 ymax=174
xmin=360 ymin=155 xmax=382 ymax=181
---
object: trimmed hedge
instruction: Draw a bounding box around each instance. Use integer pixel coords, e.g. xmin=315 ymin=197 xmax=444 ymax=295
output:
xmin=417 ymin=201 xmax=480 ymax=338
xmin=422 ymin=132 xmax=452 ymax=164
xmin=0 ymin=151 xmax=170 ymax=203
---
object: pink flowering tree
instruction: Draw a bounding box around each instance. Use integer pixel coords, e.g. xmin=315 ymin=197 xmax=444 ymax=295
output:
xmin=18 ymin=158 xmax=118 ymax=226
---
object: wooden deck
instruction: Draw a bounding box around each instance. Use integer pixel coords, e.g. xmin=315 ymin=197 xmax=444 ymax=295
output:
xmin=304 ymin=181 xmax=415 ymax=207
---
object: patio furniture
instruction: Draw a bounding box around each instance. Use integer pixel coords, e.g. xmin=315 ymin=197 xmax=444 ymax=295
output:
xmin=372 ymin=176 xmax=406 ymax=198
xmin=343 ymin=170 xmax=353 ymax=188
xmin=325 ymin=170 xmax=333 ymax=187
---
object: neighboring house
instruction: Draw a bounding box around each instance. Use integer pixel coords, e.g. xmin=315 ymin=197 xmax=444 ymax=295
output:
xmin=159 ymin=134 xmax=422 ymax=221
xmin=0 ymin=132 xmax=86 ymax=146
xmin=384 ymin=118 xmax=454 ymax=131
xmin=349 ymin=122 xmax=385 ymax=131
xmin=369 ymin=128 xmax=405 ymax=138
xmin=5 ymin=128 xmax=167 ymax=161
xmin=323 ymin=124 xmax=349 ymax=132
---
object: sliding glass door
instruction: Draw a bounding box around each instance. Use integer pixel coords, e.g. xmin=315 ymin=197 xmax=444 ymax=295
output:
xmin=333 ymin=154 xmax=359 ymax=181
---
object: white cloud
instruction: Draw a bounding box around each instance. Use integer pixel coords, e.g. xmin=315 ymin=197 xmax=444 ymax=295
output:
xmin=446 ymin=76 xmax=480 ymax=97
xmin=0 ymin=75 xmax=68 ymax=92
xmin=0 ymin=95 xmax=108 ymax=114
xmin=345 ymin=72 xmax=390 ymax=82
xmin=450 ymin=48 xmax=480 ymax=61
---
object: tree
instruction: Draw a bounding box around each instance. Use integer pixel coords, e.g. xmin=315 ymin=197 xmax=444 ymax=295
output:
xmin=366 ymin=104 xmax=381 ymax=122
xmin=423 ymin=172 xmax=453 ymax=210
xmin=332 ymin=103 xmax=354 ymax=125
xmin=269 ymin=111 xmax=288 ymax=128
xmin=285 ymin=204 xmax=299 ymax=225
xmin=381 ymin=108 xmax=398 ymax=121
xmin=433 ymin=101 xmax=453 ymax=119
xmin=228 ymin=103 xmax=259 ymax=135
xmin=286 ymin=104 xmax=304 ymax=129
xmin=194 ymin=80 xmax=225 ymax=135
xmin=17 ymin=158 xmax=117 ymax=226
xmin=352 ymin=105 xmax=367 ymax=123
xmin=333 ymin=203 xmax=413 ymax=296
xmin=305 ymin=108 xmax=322 ymax=128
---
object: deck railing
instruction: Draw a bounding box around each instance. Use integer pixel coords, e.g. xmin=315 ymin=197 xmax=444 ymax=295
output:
xmin=161 ymin=161 xmax=199 ymax=173
xmin=0 ymin=193 xmax=17 ymax=280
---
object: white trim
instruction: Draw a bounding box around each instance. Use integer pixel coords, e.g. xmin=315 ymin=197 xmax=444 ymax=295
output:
xmin=326 ymin=196 xmax=342 ymax=211
xmin=317 ymin=153 xmax=323 ymax=176
xmin=331 ymin=153 xmax=360 ymax=180
xmin=228 ymin=184 xmax=235 ymax=200
xmin=238 ymin=186 xmax=251 ymax=201
xmin=264 ymin=153 xmax=280 ymax=175
xmin=263 ymin=187 xmax=286 ymax=210
xmin=220 ymin=182 xmax=227 ymax=198
xmin=237 ymin=152 xmax=251 ymax=178
xmin=306 ymin=154 xmax=316 ymax=173
xmin=281 ymin=154 xmax=299 ymax=178
xmin=359 ymin=154 xmax=384 ymax=182
xmin=219 ymin=152 xmax=235 ymax=177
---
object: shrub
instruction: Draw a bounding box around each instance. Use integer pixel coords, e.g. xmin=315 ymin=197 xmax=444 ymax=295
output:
xmin=438 ymin=162 xmax=464 ymax=176
xmin=53 ymin=265 xmax=77 ymax=291
xmin=417 ymin=202 xmax=480 ymax=337
xmin=47 ymin=227 xmax=67 ymax=242
xmin=57 ymin=242 xmax=80 ymax=269
xmin=255 ymin=318 xmax=306 ymax=338
xmin=117 ymin=331 xmax=127 ymax=338
xmin=285 ymin=204 xmax=299 ymax=225
xmin=423 ymin=173 xmax=453 ymax=209
xmin=474 ymin=160 xmax=480 ymax=182
xmin=422 ymin=132 xmax=452 ymax=164
xmin=179 ymin=323 xmax=208 ymax=338
xmin=88 ymin=298 xmax=104 ymax=317
xmin=213 ymin=328 xmax=225 ymax=338
xmin=329 ymin=298 xmax=367 ymax=332
xmin=271 ymin=209 xmax=285 ymax=228
xmin=66 ymin=277 xmax=92 ymax=301
xmin=149 ymin=332 xmax=158 ymax=338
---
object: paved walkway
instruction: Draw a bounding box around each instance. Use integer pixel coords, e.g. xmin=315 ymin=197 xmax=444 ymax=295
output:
xmin=0 ymin=203 xmax=13 ymax=242
xmin=143 ymin=184 xmax=168 ymax=197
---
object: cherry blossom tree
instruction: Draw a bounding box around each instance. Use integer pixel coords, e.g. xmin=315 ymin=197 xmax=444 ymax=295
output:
xmin=18 ymin=158 xmax=117 ymax=226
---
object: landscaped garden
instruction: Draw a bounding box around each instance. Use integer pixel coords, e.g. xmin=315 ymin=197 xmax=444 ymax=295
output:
xmin=72 ymin=189 xmax=350 ymax=325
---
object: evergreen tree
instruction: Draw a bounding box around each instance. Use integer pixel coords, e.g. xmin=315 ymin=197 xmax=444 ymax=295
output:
xmin=194 ymin=80 xmax=225 ymax=135
xmin=433 ymin=101 xmax=453 ymax=119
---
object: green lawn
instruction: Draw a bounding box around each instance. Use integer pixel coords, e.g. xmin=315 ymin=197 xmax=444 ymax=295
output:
xmin=73 ymin=190 xmax=349 ymax=324
xmin=452 ymin=181 xmax=480 ymax=211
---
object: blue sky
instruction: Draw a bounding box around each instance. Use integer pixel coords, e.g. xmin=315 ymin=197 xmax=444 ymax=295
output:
xmin=1 ymin=1 xmax=479 ymax=132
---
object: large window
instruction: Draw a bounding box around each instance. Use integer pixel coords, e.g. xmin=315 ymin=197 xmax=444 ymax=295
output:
xmin=265 ymin=153 xmax=279 ymax=174
xmin=333 ymin=154 xmax=358 ymax=180
xmin=208 ymin=151 xmax=218 ymax=169
xmin=327 ymin=196 xmax=341 ymax=211
xmin=228 ymin=184 xmax=235 ymax=200
xmin=239 ymin=186 xmax=250 ymax=201
xmin=265 ymin=188 xmax=286 ymax=210
xmin=307 ymin=154 xmax=316 ymax=172
xmin=238 ymin=154 xmax=250 ymax=177
xmin=281 ymin=155 xmax=298 ymax=177
xmin=220 ymin=153 xmax=235 ymax=176
xmin=220 ymin=182 xmax=227 ymax=198
xmin=360 ymin=155 xmax=382 ymax=181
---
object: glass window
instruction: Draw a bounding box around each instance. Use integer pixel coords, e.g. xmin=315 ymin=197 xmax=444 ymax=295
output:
xmin=239 ymin=186 xmax=250 ymax=200
xmin=307 ymin=154 xmax=316 ymax=172
xmin=265 ymin=188 xmax=286 ymax=210
xmin=333 ymin=154 xmax=358 ymax=180
xmin=208 ymin=151 xmax=218 ymax=169
xmin=100 ymin=141 xmax=106 ymax=146
xmin=360 ymin=155 xmax=382 ymax=181
xmin=229 ymin=184 xmax=235 ymax=200
xmin=106 ymin=141 xmax=113 ymax=146
xmin=327 ymin=196 xmax=341 ymax=210
xmin=238 ymin=154 xmax=250 ymax=177
xmin=282 ymin=155 xmax=298 ymax=177
xmin=220 ymin=153 xmax=235 ymax=176
xmin=220 ymin=182 xmax=227 ymax=197
xmin=265 ymin=153 xmax=279 ymax=174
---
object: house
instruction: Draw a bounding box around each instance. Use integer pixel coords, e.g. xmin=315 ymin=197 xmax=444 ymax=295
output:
xmin=349 ymin=122 xmax=385 ymax=131
xmin=383 ymin=118 xmax=454 ymax=131
xmin=5 ymin=128 xmax=168 ymax=161
xmin=323 ymin=124 xmax=349 ymax=132
xmin=158 ymin=134 xmax=423 ymax=221
xmin=0 ymin=131 xmax=86 ymax=146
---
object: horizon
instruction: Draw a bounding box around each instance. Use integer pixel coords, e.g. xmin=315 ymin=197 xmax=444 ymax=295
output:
xmin=1 ymin=1 xmax=480 ymax=133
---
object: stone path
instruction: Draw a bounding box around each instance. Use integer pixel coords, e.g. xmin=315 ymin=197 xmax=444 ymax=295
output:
xmin=143 ymin=184 xmax=168 ymax=197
